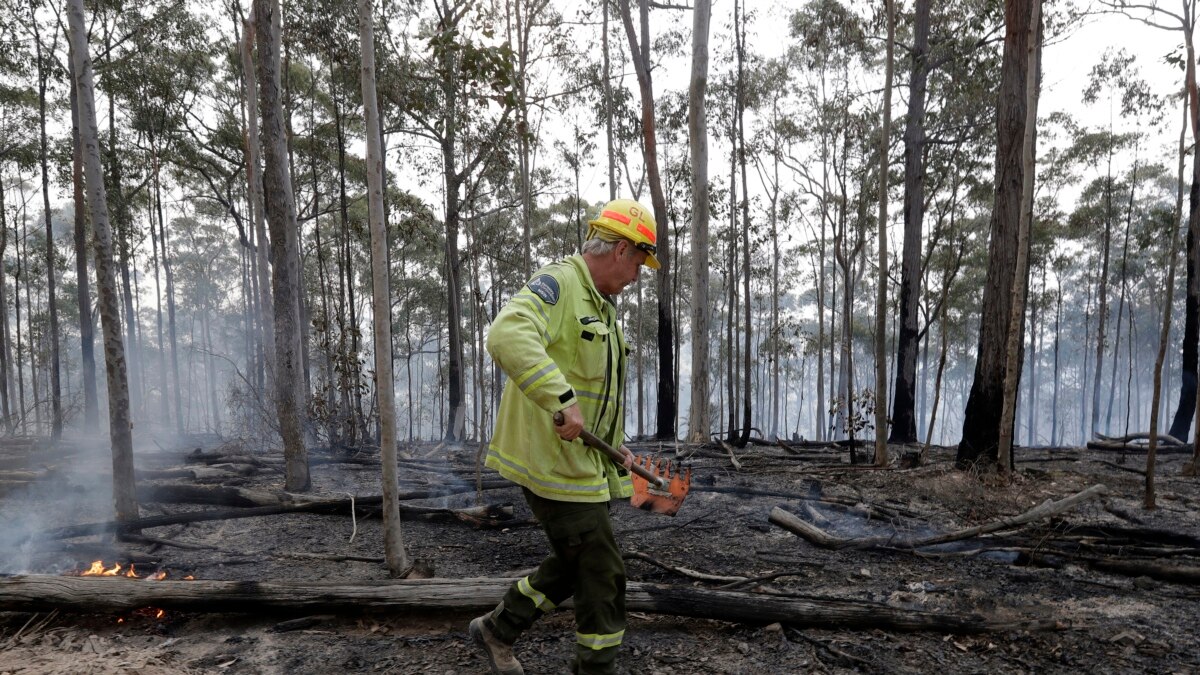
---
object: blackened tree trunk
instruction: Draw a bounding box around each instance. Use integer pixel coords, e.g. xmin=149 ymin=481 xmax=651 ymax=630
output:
xmin=890 ymin=0 xmax=930 ymax=444
xmin=1168 ymin=3 xmax=1200 ymax=443
xmin=997 ymin=0 xmax=1042 ymax=472
xmin=957 ymin=0 xmax=1038 ymax=468
xmin=67 ymin=0 xmax=137 ymax=523
xmin=619 ymin=0 xmax=676 ymax=439
xmin=255 ymin=0 xmax=309 ymax=491
xmin=735 ymin=0 xmax=752 ymax=447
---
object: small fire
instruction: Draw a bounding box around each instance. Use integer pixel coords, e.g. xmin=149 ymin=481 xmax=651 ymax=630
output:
xmin=81 ymin=560 xmax=123 ymax=576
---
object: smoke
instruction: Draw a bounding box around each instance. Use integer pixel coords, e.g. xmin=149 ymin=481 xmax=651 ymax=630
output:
xmin=0 ymin=437 xmax=114 ymax=575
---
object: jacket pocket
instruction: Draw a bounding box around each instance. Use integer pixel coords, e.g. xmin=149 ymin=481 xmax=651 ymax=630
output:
xmin=572 ymin=315 xmax=611 ymax=383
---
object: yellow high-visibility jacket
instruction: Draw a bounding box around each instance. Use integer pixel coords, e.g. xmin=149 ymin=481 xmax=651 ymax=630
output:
xmin=485 ymin=255 xmax=633 ymax=503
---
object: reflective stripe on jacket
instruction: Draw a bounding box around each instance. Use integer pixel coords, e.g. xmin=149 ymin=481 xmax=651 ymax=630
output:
xmin=485 ymin=255 xmax=633 ymax=503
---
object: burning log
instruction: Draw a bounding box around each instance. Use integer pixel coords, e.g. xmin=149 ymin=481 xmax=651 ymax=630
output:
xmin=0 ymin=575 xmax=1067 ymax=634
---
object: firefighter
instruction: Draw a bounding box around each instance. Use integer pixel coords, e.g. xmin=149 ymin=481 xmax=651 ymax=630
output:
xmin=470 ymin=199 xmax=660 ymax=675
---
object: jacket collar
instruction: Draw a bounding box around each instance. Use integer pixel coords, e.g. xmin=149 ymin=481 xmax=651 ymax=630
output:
xmin=567 ymin=254 xmax=615 ymax=309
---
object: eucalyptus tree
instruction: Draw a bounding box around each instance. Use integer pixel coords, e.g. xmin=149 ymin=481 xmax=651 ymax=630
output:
xmin=890 ymin=0 xmax=1004 ymax=444
xmin=618 ymin=0 xmax=676 ymax=439
xmin=255 ymin=0 xmax=309 ymax=490
xmin=1098 ymin=1 xmax=1200 ymax=443
xmin=781 ymin=0 xmax=870 ymax=441
xmin=67 ymin=0 xmax=137 ymax=522
xmin=686 ymin=0 xmax=713 ymax=444
xmin=378 ymin=0 xmax=518 ymax=442
xmin=0 ymin=4 xmax=36 ymax=431
xmin=27 ymin=0 xmax=62 ymax=438
xmin=65 ymin=49 xmax=99 ymax=431
xmin=959 ymin=0 xmax=1041 ymax=469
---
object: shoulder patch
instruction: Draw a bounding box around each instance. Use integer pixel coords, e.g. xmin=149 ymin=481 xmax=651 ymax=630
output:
xmin=527 ymin=275 xmax=560 ymax=305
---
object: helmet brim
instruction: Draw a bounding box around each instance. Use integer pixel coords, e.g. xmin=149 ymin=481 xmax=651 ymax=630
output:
xmin=643 ymin=252 xmax=661 ymax=270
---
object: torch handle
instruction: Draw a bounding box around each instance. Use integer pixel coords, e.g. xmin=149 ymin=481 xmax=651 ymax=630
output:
xmin=553 ymin=412 xmax=666 ymax=488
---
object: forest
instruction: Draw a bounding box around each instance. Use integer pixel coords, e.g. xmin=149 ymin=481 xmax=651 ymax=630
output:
xmin=2 ymin=0 xmax=1200 ymax=673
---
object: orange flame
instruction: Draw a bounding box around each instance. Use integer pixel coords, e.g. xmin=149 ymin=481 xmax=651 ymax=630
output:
xmin=147 ymin=570 xmax=167 ymax=581
xmin=81 ymin=560 xmax=123 ymax=576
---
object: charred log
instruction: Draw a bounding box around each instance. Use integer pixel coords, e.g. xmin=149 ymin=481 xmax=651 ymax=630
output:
xmin=0 ymin=575 xmax=1066 ymax=634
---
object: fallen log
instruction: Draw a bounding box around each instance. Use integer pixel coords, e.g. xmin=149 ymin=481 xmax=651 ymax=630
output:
xmin=0 ymin=575 xmax=1066 ymax=633
xmin=136 ymin=481 xmax=512 ymax=508
xmin=37 ymin=492 xmax=518 ymax=542
xmin=771 ymin=484 xmax=1108 ymax=550
xmin=1095 ymin=431 xmax=1185 ymax=446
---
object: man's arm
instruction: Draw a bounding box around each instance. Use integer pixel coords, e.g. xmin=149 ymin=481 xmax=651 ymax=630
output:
xmin=486 ymin=279 xmax=579 ymax=417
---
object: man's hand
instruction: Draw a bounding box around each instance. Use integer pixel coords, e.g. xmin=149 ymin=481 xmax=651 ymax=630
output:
xmin=553 ymin=404 xmax=584 ymax=440
xmin=617 ymin=445 xmax=634 ymax=470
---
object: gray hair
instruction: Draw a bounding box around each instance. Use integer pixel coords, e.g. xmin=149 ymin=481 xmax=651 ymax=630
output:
xmin=582 ymin=237 xmax=620 ymax=257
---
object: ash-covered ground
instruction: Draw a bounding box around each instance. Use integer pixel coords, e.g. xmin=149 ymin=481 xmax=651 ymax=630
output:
xmin=1 ymin=434 xmax=1198 ymax=674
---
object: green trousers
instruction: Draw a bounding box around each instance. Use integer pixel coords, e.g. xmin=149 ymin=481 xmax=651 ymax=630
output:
xmin=486 ymin=488 xmax=626 ymax=675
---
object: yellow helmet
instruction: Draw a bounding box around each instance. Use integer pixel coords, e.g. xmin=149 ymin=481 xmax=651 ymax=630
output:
xmin=587 ymin=198 xmax=660 ymax=269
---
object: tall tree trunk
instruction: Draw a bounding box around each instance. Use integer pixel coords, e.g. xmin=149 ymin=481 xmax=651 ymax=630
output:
xmin=1090 ymin=177 xmax=1113 ymax=439
xmin=359 ymin=0 xmax=409 ymax=575
xmin=890 ymin=0 xmax=929 ymax=444
xmin=874 ymin=0 xmax=895 ymax=465
xmin=684 ymin=0 xmax=711 ymax=443
xmin=958 ymin=0 xmax=1038 ymax=467
xmin=154 ymin=168 xmax=184 ymax=435
xmin=0 ymin=175 xmax=12 ymax=431
xmin=148 ymin=181 xmax=169 ymax=424
xmin=67 ymin=0 xmax=137 ymax=523
xmin=997 ymin=0 xmax=1041 ymax=473
xmin=735 ymin=0 xmax=752 ymax=447
xmin=1168 ymin=4 xmax=1200 ymax=443
xmin=30 ymin=3 xmax=62 ymax=438
xmin=1148 ymin=78 xmax=1190 ymax=509
xmin=255 ymin=0 xmax=309 ymax=490
xmin=619 ymin=0 xmax=675 ymax=440
xmin=603 ymin=0 xmax=616 ymax=201
xmin=1052 ymin=283 xmax=1061 ymax=445
xmin=242 ymin=15 xmax=276 ymax=391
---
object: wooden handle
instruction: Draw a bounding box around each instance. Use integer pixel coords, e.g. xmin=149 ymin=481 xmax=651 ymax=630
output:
xmin=553 ymin=412 xmax=664 ymax=487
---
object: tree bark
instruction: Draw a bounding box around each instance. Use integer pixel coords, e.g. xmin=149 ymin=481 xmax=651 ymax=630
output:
xmin=359 ymin=0 xmax=409 ymax=577
xmin=957 ymin=0 xmax=1037 ymax=467
xmin=874 ymin=0 xmax=895 ymax=465
xmin=686 ymin=0 xmax=712 ymax=445
xmin=255 ymin=0 xmax=309 ymax=491
xmin=735 ymin=0 xmax=752 ymax=447
xmin=241 ymin=15 xmax=276 ymax=390
xmin=997 ymin=0 xmax=1042 ymax=471
xmin=890 ymin=0 xmax=929 ymax=444
xmin=0 ymin=576 xmax=1063 ymax=634
xmin=30 ymin=2 xmax=62 ymax=439
xmin=67 ymin=0 xmax=138 ymax=523
xmin=1168 ymin=4 xmax=1200 ymax=443
xmin=619 ymin=0 xmax=676 ymax=440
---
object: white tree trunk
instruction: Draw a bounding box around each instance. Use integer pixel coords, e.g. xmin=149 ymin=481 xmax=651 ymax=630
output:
xmin=67 ymin=0 xmax=137 ymax=523
xmin=359 ymin=0 xmax=409 ymax=576
xmin=254 ymin=0 xmax=309 ymax=491
xmin=686 ymin=0 xmax=712 ymax=443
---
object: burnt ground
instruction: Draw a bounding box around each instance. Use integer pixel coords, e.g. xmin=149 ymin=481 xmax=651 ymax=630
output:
xmin=1 ymin=434 xmax=1199 ymax=675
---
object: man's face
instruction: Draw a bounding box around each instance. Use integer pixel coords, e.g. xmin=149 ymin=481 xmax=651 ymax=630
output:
xmin=597 ymin=240 xmax=648 ymax=295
